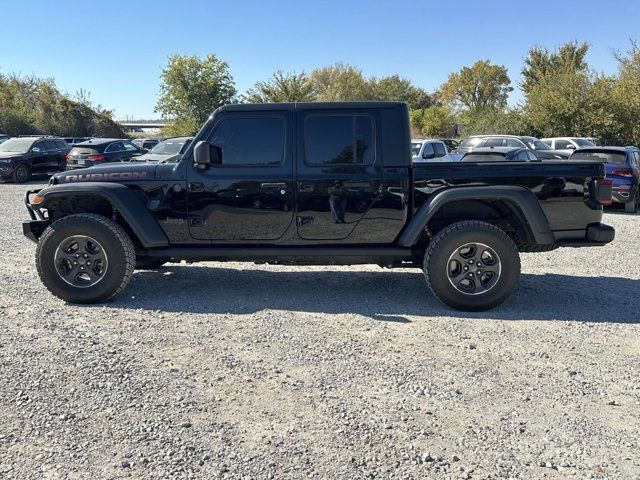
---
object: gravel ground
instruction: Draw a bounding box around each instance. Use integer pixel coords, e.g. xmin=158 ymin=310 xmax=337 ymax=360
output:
xmin=1 ymin=179 xmax=639 ymax=480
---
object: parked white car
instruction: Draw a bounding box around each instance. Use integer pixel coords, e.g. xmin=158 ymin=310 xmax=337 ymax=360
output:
xmin=411 ymin=139 xmax=458 ymax=162
xmin=541 ymin=137 xmax=596 ymax=157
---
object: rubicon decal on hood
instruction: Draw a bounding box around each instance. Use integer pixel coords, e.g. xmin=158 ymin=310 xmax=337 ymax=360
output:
xmin=62 ymin=171 xmax=148 ymax=182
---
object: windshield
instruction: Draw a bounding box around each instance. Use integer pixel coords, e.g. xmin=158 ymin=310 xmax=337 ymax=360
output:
xmin=523 ymin=138 xmax=551 ymax=150
xmin=411 ymin=142 xmax=422 ymax=156
xmin=459 ymin=137 xmax=483 ymax=149
xmin=570 ymin=151 xmax=626 ymax=164
xmin=0 ymin=138 xmax=33 ymax=153
xmin=574 ymin=138 xmax=595 ymax=147
xmin=150 ymin=139 xmax=188 ymax=156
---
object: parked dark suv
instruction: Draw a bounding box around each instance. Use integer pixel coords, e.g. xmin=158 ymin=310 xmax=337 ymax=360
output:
xmin=66 ymin=139 xmax=146 ymax=169
xmin=0 ymin=136 xmax=69 ymax=183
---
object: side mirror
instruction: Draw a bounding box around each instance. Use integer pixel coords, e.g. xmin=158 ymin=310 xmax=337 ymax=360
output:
xmin=193 ymin=141 xmax=222 ymax=170
xmin=422 ymin=150 xmax=435 ymax=160
xmin=566 ymin=144 xmax=576 ymax=150
xmin=32 ymin=147 xmax=41 ymax=153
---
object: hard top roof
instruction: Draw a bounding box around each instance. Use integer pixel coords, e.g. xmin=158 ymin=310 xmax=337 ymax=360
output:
xmin=217 ymin=101 xmax=405 ymax=113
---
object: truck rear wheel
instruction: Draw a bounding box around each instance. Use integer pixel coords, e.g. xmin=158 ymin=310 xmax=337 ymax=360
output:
xmin=424 ymin=220 xmax=520 ymax=311
xmin=36 ymin=214 xmax=135 ymax=303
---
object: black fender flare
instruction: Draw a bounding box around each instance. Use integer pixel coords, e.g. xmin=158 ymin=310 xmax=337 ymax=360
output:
xmin=397 ymin=186 xmax=555 ymax=247
xmin=34 ymin=182 xmax=169 ymax=248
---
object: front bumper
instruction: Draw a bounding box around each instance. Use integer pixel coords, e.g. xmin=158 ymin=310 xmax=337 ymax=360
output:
xmin=23 ymin=189 xmax=50 ymax=242
xmin=0 ymin=165 xmax=15 ymax=178
xmin=23 ymin=220 xmax=50 ymax=243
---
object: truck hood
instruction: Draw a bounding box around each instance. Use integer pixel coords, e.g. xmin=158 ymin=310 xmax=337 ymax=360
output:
xmin=54 ymin=162 xmax=158 ymax=184
xmin=0 ymin=152 xmax=26 ymax=161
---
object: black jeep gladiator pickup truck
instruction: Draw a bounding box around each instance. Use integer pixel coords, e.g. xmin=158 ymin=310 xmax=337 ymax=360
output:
xmin=23 ymin=102 xmax=614 ymax=311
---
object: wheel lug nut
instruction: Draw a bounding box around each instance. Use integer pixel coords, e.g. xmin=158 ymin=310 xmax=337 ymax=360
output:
xmin=83 ymin=254 xmax=88 ymax=258
xmin=468 ymin=273 xmax=473 ymax=278
xmin=80 ymin=267 xmax=85 ymax=271
xmin=75 ymin=254 xmax=80 ymax=258
xmin=468 ymin=259 xmax=474 ymax=264
xmin=463 ymin=266 xmax=469 ymax=271
xmin=477 ymin=262 xmax=482 ymax=267
xmin=73 ymin=261 xmax=78 ymax=265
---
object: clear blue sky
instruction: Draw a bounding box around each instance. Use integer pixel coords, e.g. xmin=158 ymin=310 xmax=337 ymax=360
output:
xmin=2 ymin=0 xmax=637 ymax=119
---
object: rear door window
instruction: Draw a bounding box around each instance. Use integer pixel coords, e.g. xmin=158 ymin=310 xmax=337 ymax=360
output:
xmin=484 ymin=137 xmax=504 ymax=147
xmin=105 ymin=142 xmax=124 ymax=153
xmin=305 ymin=115 xmax=374 ymax=165
xmin=433 ymin=142 xmax=447 ymax=157
xmin=554 ymin=139 xmax=571 ymax=149
xmin=505 ymin=138 xmax=524 ymax=148
xmin=44 ymin=140 xmax=58 ymax=151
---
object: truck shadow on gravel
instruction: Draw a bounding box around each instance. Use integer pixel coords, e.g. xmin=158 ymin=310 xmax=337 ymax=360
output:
xmin=99 ymin=266 xmax=640 ymax=324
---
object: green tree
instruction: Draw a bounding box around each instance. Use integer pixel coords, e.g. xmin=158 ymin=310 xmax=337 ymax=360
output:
xmin=520 ymin=42 xmax=626 ymax=141
xmin=460 ymin=107 xmax=529 ymax=137
xmin=613 ymin=42 xmax=640 ymax=143
xmin=369 ymin=74 xmax=432 ymax=109
xmin=439 ymin=60 xmax=512 ymax=111
xmin=521 ymin=41 xmax=590 ymax=95
xmin=308 ymin=63 xmax=370 ymax=101
xmin=410 ymin=106 xmax=455 ymax=137
xmin=156 ymin=54 xmax=236 ymax=135
xmin=242 ymin=71 xmax=316 ymax=103
xmin=0 ymin=72 xmax=125 ymax=137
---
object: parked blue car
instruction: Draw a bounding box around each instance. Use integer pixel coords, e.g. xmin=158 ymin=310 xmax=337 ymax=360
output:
xmin=570 ymin=146 xmax=640 ymax=213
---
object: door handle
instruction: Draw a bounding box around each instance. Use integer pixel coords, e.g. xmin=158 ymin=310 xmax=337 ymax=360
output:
xmin=299 ymin=184 xmax=314 ymax=193
xmin=261 ymin=182 xmax=287 ymax=189
xmin=189 ymin=183 xmax=205 ymax=192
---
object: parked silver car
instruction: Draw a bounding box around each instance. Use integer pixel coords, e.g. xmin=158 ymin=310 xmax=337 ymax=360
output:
xmin=134 ymin=136 xmax=193 ymax=162
xmin=456 ymin=135 xmax=567 ymax=159
xmin=541 ymin=137 xmax=596 ymax=157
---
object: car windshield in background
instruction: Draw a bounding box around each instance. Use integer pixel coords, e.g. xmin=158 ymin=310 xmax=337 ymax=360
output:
xmin=150 ymin=139 xmax=187 ymax=156
xmin=523 ymin=138 xmax=552 ymax=150
xmin=570 ymin=151 xmax=627 ymax=164
xmin=0 ymin=138 xmax=33 ymax=153
xmin=574 ymin=138 xmax=595 ymax=147
xmin=459 ymin=137 xmax=482 ymax=148
xmin=411 ymin=142 xmax=422 ymax=156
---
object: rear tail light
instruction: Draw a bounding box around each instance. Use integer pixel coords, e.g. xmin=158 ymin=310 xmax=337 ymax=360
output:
xmin=595 ymin=178 xmax=613 ymax=205
xmin=610 ymin=168 xmax=633 ymax=177
xmin=88 ymin=154 xmax=105 ymax=162
xmin=66 ymin=154 xmax=72 ymax=161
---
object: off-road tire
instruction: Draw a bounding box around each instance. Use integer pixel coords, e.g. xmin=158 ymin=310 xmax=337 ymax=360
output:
xmin=424 ymin=220 xmax=521 ymax=311
xmin=135 ymin=257 xmax=169 ymax=270
xmin=12 ymin=164 xmax=30 ymax=183
xmin=36 ymin=213 xmax=135 ymax=303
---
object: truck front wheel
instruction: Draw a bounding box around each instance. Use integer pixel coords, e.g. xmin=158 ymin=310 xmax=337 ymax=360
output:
xmin=36 ymin=213 xmax=135 ymax=303
xmin=424 ymin=220 xmax=521 ymax=311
